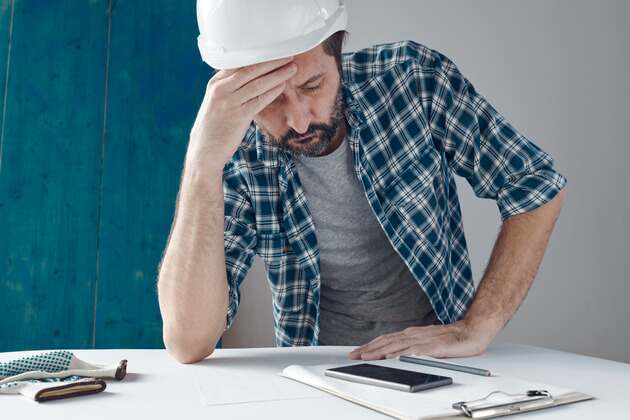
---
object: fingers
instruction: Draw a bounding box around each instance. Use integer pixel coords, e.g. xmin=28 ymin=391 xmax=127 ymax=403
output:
xmin=361 ymin=337 xmax=454 ymax=360
xmin=349 ymin=325 xmax=451 ymax=360
xmin=234 ymin=61 xmax=297 ymax=106
xmin=240 ymin=81 xmax=287 ymax=115
xmin=349 ymin=331 xmax=407 ymax=359
xmin=359 ymin=338 xmax=417 ymax=360
xmin=355 ymin=326 xmax=426 ymax=354
xmin=387 ymin=343 xmax=440 ymax=360
xmin=207 ymin=56 xmax=297 ymax=113
xmin=214 ymin=55 xmax=295 ymax=95
xmin=211 ymin=68 xmax=237 ymax=81
xmin=385 ymin=331 xmax=486 ymax=360
xmin=361 ymin=330 xmax=405 ymax=349
xmin=356 ymin=335 xmax=413 ymax=360
xmin=228 ymin=56 xmax=296 ymax=91
xmin=349 ymin=323 xmax=489 ymax=361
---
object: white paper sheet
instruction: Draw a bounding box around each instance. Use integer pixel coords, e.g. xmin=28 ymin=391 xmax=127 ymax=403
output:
xmin=279 ymin=358 xmax=578 ymax=419
xmin=196 ymin=364 xmax=330 ymax=406
xmin=193 ymin=346 xmax=356 ymax=406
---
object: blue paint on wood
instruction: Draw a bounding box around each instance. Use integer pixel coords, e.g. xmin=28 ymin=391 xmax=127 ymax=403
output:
xmin=0 ymin=0 xmax=225 ymax=352
xmin=94 ymin=0 xmax=214 ymax=348
xmin=1 ymin=0 xmax=13 ymax=172
xmin=0 ymin=0 xmax=109 ymax=351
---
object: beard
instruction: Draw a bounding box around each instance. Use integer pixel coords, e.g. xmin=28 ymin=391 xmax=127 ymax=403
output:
xmin=257 ymin=84 xmax=345 ymax=158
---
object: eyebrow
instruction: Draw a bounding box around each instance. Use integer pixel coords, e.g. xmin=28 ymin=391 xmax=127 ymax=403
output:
xmin=297 ymin=72 xmax=325 ymax=88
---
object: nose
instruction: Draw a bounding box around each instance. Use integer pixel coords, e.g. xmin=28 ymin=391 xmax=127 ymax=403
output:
xmin=285 ymin=97 xmax=312 ymax=135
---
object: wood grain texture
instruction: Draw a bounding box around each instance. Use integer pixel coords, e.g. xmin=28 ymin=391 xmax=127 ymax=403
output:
xmin=94 ymin=0 xmax=213 ymax=348
xmin=0 ymin=0 xmax=11 ymax=151
xmin=0 ymin=0 xmax=109 ymax=351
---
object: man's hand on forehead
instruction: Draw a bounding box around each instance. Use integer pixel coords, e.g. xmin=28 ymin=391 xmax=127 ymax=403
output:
xmin=215 ymin=56 xmax=298 ymax=92
xmin=187 ymin=55 xmax=299 ymax=173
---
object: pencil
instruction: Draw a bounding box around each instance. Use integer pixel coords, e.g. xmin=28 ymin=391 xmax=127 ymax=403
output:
xmin=399 ymin=355 xmax=492 ymax=377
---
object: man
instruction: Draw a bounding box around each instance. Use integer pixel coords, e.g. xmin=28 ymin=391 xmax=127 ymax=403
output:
xmin=158 ymin=0 xmax=567 ymax=364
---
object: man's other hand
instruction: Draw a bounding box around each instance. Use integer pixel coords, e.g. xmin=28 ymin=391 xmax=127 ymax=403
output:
xmin=348 ymin=320 xmax=491 ymax=360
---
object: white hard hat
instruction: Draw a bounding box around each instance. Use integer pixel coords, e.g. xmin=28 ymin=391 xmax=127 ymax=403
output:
xmin=196 ymin=0 xmax=348 ymax=69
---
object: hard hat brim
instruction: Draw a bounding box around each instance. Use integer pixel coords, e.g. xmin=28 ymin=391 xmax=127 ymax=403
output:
xmin=198 ymin=5 xmax=347 ymax=70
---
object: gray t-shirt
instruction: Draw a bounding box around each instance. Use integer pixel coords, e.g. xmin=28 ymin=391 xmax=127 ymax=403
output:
xmin=293 ymin=135 xmax=440 ymax=346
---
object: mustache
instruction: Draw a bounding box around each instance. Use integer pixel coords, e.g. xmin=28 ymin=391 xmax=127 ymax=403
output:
xmin=280 ymin=123 xmax=333 ymax=143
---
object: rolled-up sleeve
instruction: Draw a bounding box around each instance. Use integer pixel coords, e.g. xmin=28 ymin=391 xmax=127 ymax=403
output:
xmin=422 ymin=49 xmax=567 ymax=221
xmin=222 ymin=166 xmax=257 ymax=330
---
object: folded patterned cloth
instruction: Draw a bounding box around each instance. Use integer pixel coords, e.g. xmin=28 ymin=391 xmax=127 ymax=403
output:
xmin=0 ymin=350 xmax=127 ymax=402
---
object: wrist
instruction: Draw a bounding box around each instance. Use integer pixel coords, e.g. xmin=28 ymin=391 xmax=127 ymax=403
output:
xmin=461 ymin=313 xmax=504 ymax=346
xmin=185 ymin=133 xmax=229 ymax=180
xmin=184 ymin=156 xmax=224 ymax=183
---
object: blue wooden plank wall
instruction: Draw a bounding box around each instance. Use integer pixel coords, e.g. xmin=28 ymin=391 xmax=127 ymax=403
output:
xmin=0 ymin=0 xmax=215 ymax=351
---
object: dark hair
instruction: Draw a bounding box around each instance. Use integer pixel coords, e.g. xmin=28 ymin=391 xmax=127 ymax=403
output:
xmin=321 ymin=30 xmax=349 ymax=73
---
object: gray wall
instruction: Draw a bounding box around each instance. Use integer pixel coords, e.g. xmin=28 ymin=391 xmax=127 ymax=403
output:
xmin=222 ymin=0 xmax=630 ymax=363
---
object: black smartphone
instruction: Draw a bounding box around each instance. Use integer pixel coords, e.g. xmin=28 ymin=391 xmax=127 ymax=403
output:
xmin=324 ymin=363 xmax=452 ymax=393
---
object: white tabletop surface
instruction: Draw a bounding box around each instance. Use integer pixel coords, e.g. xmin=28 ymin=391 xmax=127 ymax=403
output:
xmin=0 ymin=342 xmax=627 ymax=419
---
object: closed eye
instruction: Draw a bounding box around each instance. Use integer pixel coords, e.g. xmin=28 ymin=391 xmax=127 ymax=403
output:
xmin=303 ymin=84 xmax=321 ymax=92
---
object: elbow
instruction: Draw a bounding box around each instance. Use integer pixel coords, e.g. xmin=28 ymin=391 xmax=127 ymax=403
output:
xmin=163 ymin=330 xmax=221 ymax=364
xmin=168 ymin=346 xmax=216 ymax=365
xmin=555 ymin=186 xmax=567 ymax=205
xmin=552 ymin=187 xmax=567 ymax=215
xmin=541 ymin=185 xmax=567 ymax=213
xmin=167 ymin=342 xmax=216 ymax=365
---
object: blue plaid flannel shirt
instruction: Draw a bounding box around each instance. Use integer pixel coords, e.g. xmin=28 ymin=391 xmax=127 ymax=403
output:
xmin=221 ymin=40 xmax=567 ymax=346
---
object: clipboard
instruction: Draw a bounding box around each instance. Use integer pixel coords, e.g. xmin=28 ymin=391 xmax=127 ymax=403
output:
xmin=280 ymin=361 xmax=595 ymax=420
xmin=448 ymin=389 xmax=593 ymax=419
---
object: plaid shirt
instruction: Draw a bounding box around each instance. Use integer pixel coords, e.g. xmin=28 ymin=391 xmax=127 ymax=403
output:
xmin=221 ymin=40 xmax=567 ymax=346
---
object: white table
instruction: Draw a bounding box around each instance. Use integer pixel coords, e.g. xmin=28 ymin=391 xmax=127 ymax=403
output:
xmin=0 ymin=343 xmax=627 ymax=419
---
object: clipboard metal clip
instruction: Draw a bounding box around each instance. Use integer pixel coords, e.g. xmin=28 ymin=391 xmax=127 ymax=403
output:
xmin=452 ymin=389 xmax=554 ymax=418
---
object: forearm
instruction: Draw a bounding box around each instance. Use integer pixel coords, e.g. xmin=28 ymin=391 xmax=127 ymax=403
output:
xmin=347 ymin=189 xmax=567 ymax=361
xmin=463 ymin=188 xmax=567 ymax=343
xmin=157 ymin=160 xmax=228 ymax=363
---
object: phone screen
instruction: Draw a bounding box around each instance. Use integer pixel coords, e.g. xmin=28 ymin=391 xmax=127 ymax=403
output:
xmin=325 ymin=363 xmax=452 ymax=392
